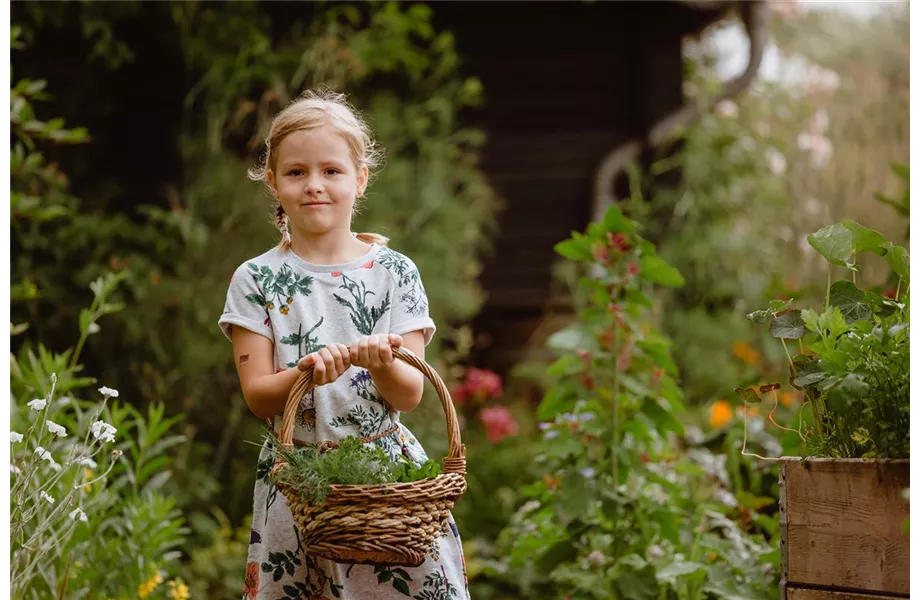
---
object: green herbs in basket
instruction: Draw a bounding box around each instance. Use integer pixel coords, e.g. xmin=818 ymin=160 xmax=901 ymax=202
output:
xmin=267 ymin=434 xmax=442 ymax=505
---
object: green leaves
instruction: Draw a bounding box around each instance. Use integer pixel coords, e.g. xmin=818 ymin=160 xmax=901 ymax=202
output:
xmin=770 ymin=310 xmax=806 ymax=340
xmin=883 ymin=243 xmax=909 ymax=281
xmin=639 ymin=255 xmax=685 ymax=287
xmin=807 ymin=223 xmax=852 ymax=266
xmin=734 ymin=387 xmax=760 ymax=404
xmin=601 ymin=204 xmax=637 ymax=234
xmin=829 ymin=281 xmax=871 ymax=323
xmin=555 ymin=232 xmax=595 ymax=261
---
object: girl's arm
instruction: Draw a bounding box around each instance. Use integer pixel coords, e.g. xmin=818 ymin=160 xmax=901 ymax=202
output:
xmin=353 ymin=332 xmax=427 ymax=413
xmin=231 ymin=327 xmax=352 ymax=419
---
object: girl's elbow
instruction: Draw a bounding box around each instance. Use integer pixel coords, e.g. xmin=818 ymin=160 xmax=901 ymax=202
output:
xmin=241 ymin=387 xmax=273 ymax=420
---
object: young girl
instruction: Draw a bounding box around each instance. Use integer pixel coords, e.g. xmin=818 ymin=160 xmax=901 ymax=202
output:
xmin=219 ymin=90 xmax=470 ymax=600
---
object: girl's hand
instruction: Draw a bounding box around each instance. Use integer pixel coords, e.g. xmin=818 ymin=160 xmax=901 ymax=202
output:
xmin=298 ymin=343 xmax=352 ymax=386
xmin=349 ymin=334 xmax=403 ymax=371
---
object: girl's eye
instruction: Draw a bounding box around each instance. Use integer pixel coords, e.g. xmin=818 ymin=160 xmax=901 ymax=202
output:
xmin=325 ymin=168 xmax=340 ymax=176
xmin=286 ymin=169 xmax=303 ymax=177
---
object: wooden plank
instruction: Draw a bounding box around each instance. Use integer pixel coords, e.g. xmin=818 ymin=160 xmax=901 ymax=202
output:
xmin=780 ymin=458 xmax=910 ymax=595
xmin=786 ymin=586 xmax=906 ymax=600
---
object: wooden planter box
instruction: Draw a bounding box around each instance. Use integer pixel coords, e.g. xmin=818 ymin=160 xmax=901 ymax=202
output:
xmin=779 ymin=458 xmax=910 ymax=600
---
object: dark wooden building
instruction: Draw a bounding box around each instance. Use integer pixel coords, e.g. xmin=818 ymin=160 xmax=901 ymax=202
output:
xmin=431 ymin=1 xmax=766 ymax=373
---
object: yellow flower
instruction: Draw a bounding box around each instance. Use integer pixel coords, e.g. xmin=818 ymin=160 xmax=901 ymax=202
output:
xmin=731 ymin=341 xmax=761 ymax=365
xmin=168 ymin=580 xmax=190 ymax=600
xmin=138 ymin=571 xmax=164 ymax=598
xmin=709 ymin=400 xmax=733 ymax=428
xmin=83 ymin=468 xmax=94 ymax=492
xmin=280 ymin=305 xmax=290 ymax=315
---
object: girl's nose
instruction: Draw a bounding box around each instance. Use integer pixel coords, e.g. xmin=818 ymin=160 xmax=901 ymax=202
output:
xmin=304 ymin=175 xmax=324 ymax=194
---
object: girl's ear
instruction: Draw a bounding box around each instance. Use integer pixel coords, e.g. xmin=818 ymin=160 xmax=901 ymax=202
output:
xmin=266 ymin=169 xmax=278 ymax=197
xmin=357 ymin=165 xmax=369 ymax=197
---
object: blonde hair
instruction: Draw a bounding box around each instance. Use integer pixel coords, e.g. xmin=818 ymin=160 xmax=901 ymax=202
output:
xmin=249 ymin=89 xmax=388 ymax=249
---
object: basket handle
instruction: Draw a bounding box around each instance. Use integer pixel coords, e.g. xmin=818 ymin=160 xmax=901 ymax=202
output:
xmin=277 ymin=346 xmax=466 ymax=474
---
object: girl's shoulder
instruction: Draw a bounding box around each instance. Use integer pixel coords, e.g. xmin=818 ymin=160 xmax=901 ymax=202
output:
xmin=374 ymin=246 xmax=422 ymax=282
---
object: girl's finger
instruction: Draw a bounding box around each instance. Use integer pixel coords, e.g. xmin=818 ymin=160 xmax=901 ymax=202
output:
xmin=331 ymin=343 xmax=349 ymax=374
xmin=312 ymin=352 xmax=326 ymax=384
xmin=359 ymin=336 xmax=370 ymax=368
xmin=368 ymin=335 xmax=381 ymax=368
xmin=379 ymin=336 xmax=394 ymax=365
xmin=298 ymin=353 xmax=315 ymax=372
xmin=388 ymin=334 xmax=403 ymax=349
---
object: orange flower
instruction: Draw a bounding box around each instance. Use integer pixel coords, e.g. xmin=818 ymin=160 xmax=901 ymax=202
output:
xmin=781 ymin=392 xmax=794 ymax=407
xmin=243 ymin=561 xmax=259 ymax=599
xmin=732 ymin=341 xmax=761 ymax=365
xmin=709 ymin=400 xmax=733 ymax=428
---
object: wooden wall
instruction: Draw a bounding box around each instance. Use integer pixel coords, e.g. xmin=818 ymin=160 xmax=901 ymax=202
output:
xmin=431 ymin=2 xmax=727 ymax=372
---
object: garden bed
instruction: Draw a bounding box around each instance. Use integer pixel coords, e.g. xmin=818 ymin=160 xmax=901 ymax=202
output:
xmin=779 ymin=458 xmax=909 ymax=599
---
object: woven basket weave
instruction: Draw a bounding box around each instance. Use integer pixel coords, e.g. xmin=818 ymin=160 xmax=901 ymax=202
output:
xmin=270 ymin=346 xmax=467 ymax=567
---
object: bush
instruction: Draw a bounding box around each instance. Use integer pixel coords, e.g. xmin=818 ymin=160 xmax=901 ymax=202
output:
xmin=11 ymin=273 xmax=188 ymax=600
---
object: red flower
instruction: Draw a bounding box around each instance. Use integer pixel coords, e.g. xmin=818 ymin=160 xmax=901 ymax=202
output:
xmin=331 ymin=271 xmax=342 ymax=277
xmin=361 ymin=261 xmax=375 ymax=269
xmin=479 ymin=405 xmax=519 ymax=443
xmin=465 ymin=367 xmax=503 ymax=399
xmin=582 ymin=375 xmax=595 ymax=390
xmin=243 ymin=561 xmax=259 ymax=599
xmin=609 ymin=232 xmax=631 ymax=252
xmin=627 ymin=263 xmax=640 ymax=276
xmin=451 ymin=385 xmax=470 ymax=406
xmin=883 ymin=286 xmax=898 ymax=299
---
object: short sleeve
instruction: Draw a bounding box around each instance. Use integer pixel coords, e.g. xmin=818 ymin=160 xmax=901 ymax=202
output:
xmin=218 ymin=264 xmax=274 ymax=342
xmin=387 ymin=255 xmax=437 ymax=346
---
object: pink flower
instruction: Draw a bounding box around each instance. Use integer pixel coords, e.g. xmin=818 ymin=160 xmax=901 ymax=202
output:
xmin=331 ymin=271 xmax=342 ymax=277
xmin=464 ymin=367 xmax=503 ymax=400
xmin=479 ymin=406 xmax=519 ymax=443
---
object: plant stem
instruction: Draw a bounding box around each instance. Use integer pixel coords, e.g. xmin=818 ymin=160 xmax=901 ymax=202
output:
xmin=781 ymin=339 xmax=797 ymax=376
xmin=825 ymin=266 xmax=832 ymax=311
xmin=895 ymin=278 xmax=902 ymax=301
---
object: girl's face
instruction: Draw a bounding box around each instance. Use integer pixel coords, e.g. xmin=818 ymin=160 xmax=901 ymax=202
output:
xmin=267 ymin=127 xmax=368 ymax=239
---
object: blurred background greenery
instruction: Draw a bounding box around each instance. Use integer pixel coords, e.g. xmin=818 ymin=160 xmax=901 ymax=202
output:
xmin=10 ymin=1 xmax=908 ymax=598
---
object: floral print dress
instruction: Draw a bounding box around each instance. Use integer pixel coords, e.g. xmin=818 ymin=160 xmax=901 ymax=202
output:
xmin=219 ymin=239 xmax=470 ymax=600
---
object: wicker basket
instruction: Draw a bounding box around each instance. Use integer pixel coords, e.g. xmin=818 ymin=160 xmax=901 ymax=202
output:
xmin=269 ymin=346 xmax=467 ymax=567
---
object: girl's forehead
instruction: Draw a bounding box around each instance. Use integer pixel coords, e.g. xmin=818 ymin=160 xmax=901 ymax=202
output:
xmin=276 ymin=127 xmax=351 ymax=163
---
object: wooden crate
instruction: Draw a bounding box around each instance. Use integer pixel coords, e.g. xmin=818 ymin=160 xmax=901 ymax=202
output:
xmin=779 ymin=458 xmax=910 ymax=599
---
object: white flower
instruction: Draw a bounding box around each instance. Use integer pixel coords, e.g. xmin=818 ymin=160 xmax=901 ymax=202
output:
xmin=581 ymin=467 xmax=596 ymax=478
xmin=10 ymin=432 xmax=23 ymax=443
xmin=10 ymin=464 xmax=21 ymax=475
xmin=765 ymin=148 xmax=787 ymax=175
xmin=49 ymin=461 xmax=61 ymax=472
xmin=90 ymin=421 xmax=117 ymax=443
xmin=98 ymin=386 xmax=119 ymax=398
xmin=587 ymin=550 xmax=606 ymax=566
xmin=808 ymin=109 xmax=829 ymax=134
xmin=35 ymin=446 xmax=52 ymax=461
xmin=520 ymin=500 xmax=541 ymax=513
xmin=713 ymin=488 xmax=739 ymax=508
xmin=27 ymin=398 xmax=47 ymax=411
xmin=46 ymin=421 xmax=67 ymax=438
xmin=40 ymin=491 xmax=55 ymax=505
xmin=797 ymin=132 xmax=833 ymax=170
xmin=74 ymin=456 xmax=98 ymax=469
xmin=647 ymin=544 xmax=664 ymax=560
xmin=715 ymin=100 xmax=738 ymax=118
xmin=69 ymin=508 xmax=89 ymax=522
xmin=684 ymin=426 xmax=704 ymax=446
xmin=87 ymin=323 xmax=101 ymax=335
